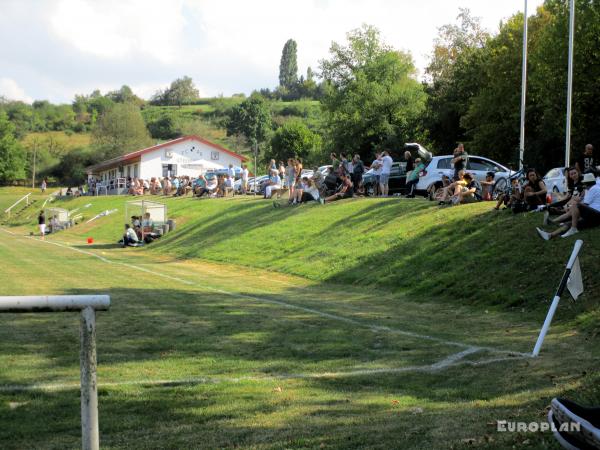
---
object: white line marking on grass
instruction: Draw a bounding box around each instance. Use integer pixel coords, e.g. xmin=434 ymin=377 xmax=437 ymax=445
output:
xmin=0 ymin=351 xmax=531 ymax=393
xmin=0 ymin=229 xmax=532 ymax=360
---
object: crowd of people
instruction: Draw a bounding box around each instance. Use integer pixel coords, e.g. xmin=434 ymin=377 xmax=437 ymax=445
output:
xmin=72 ymin=142 xmax=600 ymax=242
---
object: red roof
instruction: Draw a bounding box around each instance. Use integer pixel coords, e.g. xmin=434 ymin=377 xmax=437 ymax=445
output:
xmin=87 ymin=135 xmax=248 ymax=172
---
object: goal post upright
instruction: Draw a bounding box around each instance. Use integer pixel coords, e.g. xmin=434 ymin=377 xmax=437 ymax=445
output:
xmin=0 ymin=295 xmax=110 ymax=450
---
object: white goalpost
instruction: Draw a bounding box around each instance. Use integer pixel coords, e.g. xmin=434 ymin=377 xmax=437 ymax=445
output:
xmin=0 ymin=295 xmax=110 ymax=450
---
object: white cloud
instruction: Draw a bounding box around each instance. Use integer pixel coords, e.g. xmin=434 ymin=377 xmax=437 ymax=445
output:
xmin=1 ymin=0 xmax=546 ymax=102
xmin=0 ymin=78 xmax=33 ymax=103
xmin=49 ymin=0 xmax=187 ymax=63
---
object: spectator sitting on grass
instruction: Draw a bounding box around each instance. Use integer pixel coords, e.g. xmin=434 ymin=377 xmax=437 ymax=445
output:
xmin=122 ymin=224 xmax=139 ymax=247
xmin=545 ymin=167 xmax=584 ymax=219
xmin=405 ymin=158 xmax=425 ymax=198
xmin=264 ymin=170 xmax=282 ymax=199
xmin=494 ymin=177 xmax=523 ymax=211
xmin=206 ymin=175 xmax=218 ymax=197
xmin=537 ymin=173 xmax=600 ymax=239
xmin=292 ymin=176 xmax=321 ymax=204
xmin=439 ymin=170 xmax=466 ymax=205
xmin=457 ymin=173 xmax=482 ymax=204
xmin=162 ymin=177 xmax=171 ymax=196
xmin=325 ymin=173 xmax=354 ymax=203
xmin=481 ymin=172 xmax=495 ymax=201
xmin=523 ymin=169 xmax=547 ymax=208
xmin=193 ymin=174 xmax=209 ymax=197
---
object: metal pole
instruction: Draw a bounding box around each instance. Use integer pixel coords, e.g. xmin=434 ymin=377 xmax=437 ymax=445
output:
xmin=519 ymin=0 xmax=528 ymax=170
xmin=32 ymin=144 xmax=37 ymax=189
xmin=565 ymin=0 xmax=576 ymax=167
xmin=254 ymin=142 xmax=258 ymax=196
xmin=80 ymin=306 xmax=100 ymax=450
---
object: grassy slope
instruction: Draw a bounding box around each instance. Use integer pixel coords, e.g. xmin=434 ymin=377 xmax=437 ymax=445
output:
xmin=2 ymin=188 xmax=599 ymax=448
xmin=7 ymin=192 xmax=600 ymax=331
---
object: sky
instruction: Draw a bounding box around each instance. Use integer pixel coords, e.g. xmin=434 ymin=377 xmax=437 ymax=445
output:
xmin=0 ymin=0 xmax=545 ymax=104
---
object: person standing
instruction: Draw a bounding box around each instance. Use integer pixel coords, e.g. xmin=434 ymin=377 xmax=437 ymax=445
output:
xmin=370 ymin=152 xmax=382 ymax=196
xmin=285 ymin=158 xmax=296 ymax=202
xmin=452 ymin=143 xmax=468 ymax=181
xmin=576 ymin=144 xmax=596 ymax=174
xmin=38 ymin=210 xmax=46 ymax=240
xmin=227 ymin=164 xmax=236 ymax=180
xmin=240 ymin=164 xmax=249 ymax=194
xmin=351 ymin=154 xmax=365 ymax=194
xmin=41 ymin=178 xmax=47 ymax=193
xmin=379 ymin=150 xmax=393 ymax=197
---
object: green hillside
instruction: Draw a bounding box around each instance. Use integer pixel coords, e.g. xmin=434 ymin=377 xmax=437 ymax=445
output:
xmin=6 ymin=191 xmax=599 ymax=332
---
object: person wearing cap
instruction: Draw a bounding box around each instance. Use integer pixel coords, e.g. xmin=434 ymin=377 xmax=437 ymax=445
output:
xmin=536 ymin=173 xmax=600 ymax=240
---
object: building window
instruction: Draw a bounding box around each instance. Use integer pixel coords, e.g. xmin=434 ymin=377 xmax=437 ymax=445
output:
xmin=211 ymin=151 xmax=219 ymax=160
xmin=134 ymin=164 xmax=139 ymax=178
xmin=162 ymin=164 xmax=177 ymax=177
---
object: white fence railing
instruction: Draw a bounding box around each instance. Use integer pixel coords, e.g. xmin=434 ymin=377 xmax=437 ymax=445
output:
xmin=4 ymin=193 xmax=32 ymax=217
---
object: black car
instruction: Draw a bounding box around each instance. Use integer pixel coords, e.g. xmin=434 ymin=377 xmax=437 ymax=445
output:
xmin=362 ymin=162 xmax=408 ymax=196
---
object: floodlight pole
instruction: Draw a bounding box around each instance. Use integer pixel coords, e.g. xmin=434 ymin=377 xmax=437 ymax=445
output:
xmin=565 ymin=0 xmax=576 ymax=167
xmin=519 ymin=0 xmax=528 ymax=170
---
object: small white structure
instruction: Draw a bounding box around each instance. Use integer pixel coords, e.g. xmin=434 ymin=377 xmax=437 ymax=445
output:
xmin=45 ymin=207 xmax=70 ymax=232
xmin=125 ymin=200 xmax=167 ymax=239
xmin=86 ymin=135 xmax=248 ymax=194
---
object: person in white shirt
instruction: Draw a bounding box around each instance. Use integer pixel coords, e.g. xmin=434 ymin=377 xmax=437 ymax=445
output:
xmin=122 ymin=224 xmax=139 ymax=247
xmin=370 ymin=153 xmax=382 ymax=196
xmin=240 ymin=165 xmax=249 ymax=194
xmin=206 ymin=176 xmax=218 ymax=196
xmin=537 ymin=174 xmax=600 ymax=240
xmin=299 ymin=177 xmax=321 ymax=203
xmin=227 ymin=164 xmax=236 ymax=180
xmin=264 ymin=170 xmax=282 ymax=199
xmin=379 ymin=150 xmax=394 ymax=197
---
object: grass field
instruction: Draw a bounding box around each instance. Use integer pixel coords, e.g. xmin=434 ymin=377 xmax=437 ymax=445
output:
xmin=1 ymin=191 xmax=599 ymax=448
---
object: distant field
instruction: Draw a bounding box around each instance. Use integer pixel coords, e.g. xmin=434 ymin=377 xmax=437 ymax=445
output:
xmin=20 ymin=131 xmax=91 ymax=151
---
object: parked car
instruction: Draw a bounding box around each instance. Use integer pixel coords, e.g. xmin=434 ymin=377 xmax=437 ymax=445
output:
xmin=247 ymin=175 xmax=269 ymax=194
xmin=415 ymin=149 xmax=513 ymax=198
xmin=543 ymin=167 xmax=568 ymax=194
xmin=362 ymin=162 xmax=408 ymax=196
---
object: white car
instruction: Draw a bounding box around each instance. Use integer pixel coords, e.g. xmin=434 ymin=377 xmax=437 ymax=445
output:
xmin=415 ymin=150 xmax=513 ymax=196
xmin=543 ymin=167 xmax=568 ymax=194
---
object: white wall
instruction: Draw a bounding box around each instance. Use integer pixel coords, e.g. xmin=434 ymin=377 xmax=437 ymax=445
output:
xmin=140 ymin=139 xmax=243 ymax=178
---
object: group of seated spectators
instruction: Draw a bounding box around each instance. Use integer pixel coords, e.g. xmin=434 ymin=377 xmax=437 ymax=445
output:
xmin=121 ymin=212 xmax=159 ymax=247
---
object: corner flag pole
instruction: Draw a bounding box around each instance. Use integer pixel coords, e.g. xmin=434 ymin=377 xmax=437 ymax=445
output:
xmin=565 ymin=0 xmax=576 ymax=167
xmin=532 ymin=239 xmax=583 ymax=357
xmin=519 ymin=0 xmax=528 ymax=171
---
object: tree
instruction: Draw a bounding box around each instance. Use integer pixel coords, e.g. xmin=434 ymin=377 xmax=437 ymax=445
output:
xmin=226 ymin=95 xmax=272 ymax=147
xmin=151 ymin=76 xmax=200 ymax=107
xmin=106 ymin=85 xmax=144 ymax=106
xmin=92 ymin=103 xmax=152 ymax=159
xmin=422 ymin=9 xmax=489 ymax=152
xmin=279 ymin=39 xmax=299 ymax=89
xmin=319 ymin=25 xmax=426 ymax=157
xmin=0 ymin=111 xmax=27 ymax=182
xmin=147 ymin=115 xmax=181 ymax=140
xmin=270 ymin=120 xmax=322 ymax=164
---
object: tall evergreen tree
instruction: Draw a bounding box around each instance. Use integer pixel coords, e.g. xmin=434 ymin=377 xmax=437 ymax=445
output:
xmin=279 ymin=39 xmax=299 ymax=89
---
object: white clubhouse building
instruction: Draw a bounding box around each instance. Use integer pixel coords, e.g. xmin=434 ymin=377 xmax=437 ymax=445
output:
xmin=86 ymin=135 xmax=248 ymax=189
